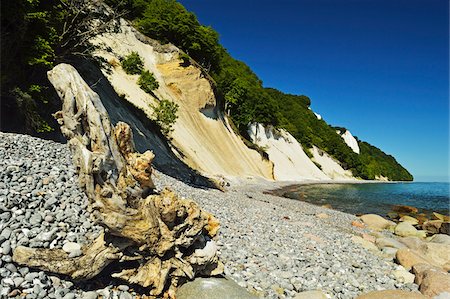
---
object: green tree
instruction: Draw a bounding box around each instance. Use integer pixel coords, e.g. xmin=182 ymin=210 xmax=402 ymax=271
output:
xmin=121 ymin=52 xmax=144 ymax=74
xmin=151 ymin=99 xmax=179 ymax=135
xmin=138 ymin=70 xmax=159 ymax=93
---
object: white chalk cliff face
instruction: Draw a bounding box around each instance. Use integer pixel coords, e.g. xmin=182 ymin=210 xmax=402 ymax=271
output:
xmin=89 ymin=20 xmax=273 ymax=180
xmin=311 ymin=146 xmax=355 ymax=180
xmin=248 ymin=123 xmax=329 ymax=181
xmin=338 ymin=130 xmax=360 ymax=154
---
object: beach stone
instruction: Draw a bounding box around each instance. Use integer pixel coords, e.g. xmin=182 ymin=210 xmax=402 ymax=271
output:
xmin=393 ymin=266 xmax=415 ymax=283
xmin=62 ymin=242 xmax=81 ymax=254
xmin=422 ymin=220 xmax=443 ymax=234
xmin=351 ymin=236 xmax=379 ymax=252
xmin=293 ymin=290 xmax=328 ymax=299
xmin=418 ymin=269 xmax=450 ymax=297
xmin=316 ymin=213 xmax=329 ymax=219
xmin=83 ymin=291 xmax=98 ymax=299
xmin=176 ymin=277 xmax=258 ymax=299
xmin=434 ymin=292 xmax=450 ymax=299
xmin=440 ymin=222 xmax=450 ymax=235
xmin=375 ymin=237 xmax=406 ymax=249
xmin=430 ymin=234 xmax=450 ymax=245
xmin=399 ymin=236 xmax=424 ymax=250
xmin=415 ymin=242 xmax=450 ymax=271
xmin=356 ymin=290 xmax=427 ymax=299
xmin=400 ymin=215 xmax=419 ymax=225
xmin=396 ymin=248 xmax=432 ymax=270
xmin=360 ymin=214 xmax=393 ymax=230
xmin=412 ymin=263 xmax=446 ymax=285
xmin=395 ymin=222 xmax=419 ymax=237
xmin=381 ymin=247 xmax=398 ymax=259
xmin=351 ymin=220 xmax=365 ymax=228
xmin=393 ymin=205 xmax=419 ymax=214
xmin=432 ymin=212 xmax=450 ymax=222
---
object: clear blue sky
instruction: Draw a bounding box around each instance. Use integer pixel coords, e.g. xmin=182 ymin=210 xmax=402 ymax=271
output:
xmin=179 ymin=0 xmax=449 ymax=182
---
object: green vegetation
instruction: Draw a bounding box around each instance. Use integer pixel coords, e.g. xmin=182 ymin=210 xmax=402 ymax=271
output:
xmin=121 ymin=52 xmax=144 ymax=74
xmin=358 ymin=141 xmax=413 ymax=181
xmin=138 ymin=70 xmax=159 ymax=93
xmin=3 ymin=0 xmax=413 ymax=181
xmin=150 ymin=99 xmax=179 ymax=135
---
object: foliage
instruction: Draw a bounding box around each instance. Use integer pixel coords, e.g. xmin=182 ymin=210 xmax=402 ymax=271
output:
xmin=358 ymin=141 xmax=413 ymax=181
xmin=138 ymin=70 xmax=159 ymax=93
xmin=150 ymin=99 xmax=179 ymax=135
xmin=1 ymin=0 xmax=122 ymax=134
xmin=121 ymin=51 xmax=144 ymax=74
xmin=11 ymin=88 xmax=53 ymax=133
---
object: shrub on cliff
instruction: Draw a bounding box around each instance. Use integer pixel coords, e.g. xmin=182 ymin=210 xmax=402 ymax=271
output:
xmin=138 ymin=70 xmax=159 ymax=93
xmin=150 ymin=99 xmax=179 ymax=135
xmin=121 ymin=52 xmax=144 ymax=75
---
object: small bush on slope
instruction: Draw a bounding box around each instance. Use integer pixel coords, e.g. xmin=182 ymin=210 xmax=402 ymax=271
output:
xmin=150 ymin=99 xmax=179 ymax=135
xmin=121 ymin=51 xmax=144 ymax=75
xmin=138 ymin=70 xmax=159 ymax=93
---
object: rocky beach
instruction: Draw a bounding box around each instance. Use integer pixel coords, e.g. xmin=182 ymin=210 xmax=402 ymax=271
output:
xmin=1 ymin=132 xmax=448 ymax=298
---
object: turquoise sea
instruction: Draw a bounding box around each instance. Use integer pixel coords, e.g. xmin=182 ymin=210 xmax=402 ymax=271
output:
xmin=273 ymin=182 xmax=450 ymax=216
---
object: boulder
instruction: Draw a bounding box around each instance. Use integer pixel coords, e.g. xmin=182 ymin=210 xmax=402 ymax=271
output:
xmin=380 ymin=247 xmax=398 ymax=259
xmin=351 ymin=236 xmax=379 ymax=252
xmin=375 ymin=237 xmax=406 ymax=249
xmin=393 ymin=266 xmax=415 ymax=283
xmin=394 ymin=222 xmax=419 ymax=237
xmin=432 ymin=212 xmax=450 ymax=222
xmin=356 ymin=290 xmax=427 ymax=299
xmin=415 ymin=242 xmax=450 ymax=271
xmin=430 ymin=234 xmax=450 ymax=245
xmin=294 ymin=290 xmax=328 ymax=299
xmin=399 ymin=215 xmax=419 ymax=225
xmin=399 ymin=236 xmax=425 ymax=250
xmin=440 ymin=222 xmax=450 ymax=235
xmin=422 ymin=220 xmax=443 ymax=234
xmin=360 ymin=214 xmax=394 ymax=231
xmin=176 ymin=278 xmax=258 ymax=299
xmin=419 ymin=269 xmax=450 ymax=298
xmin=396 ymin=248 xmax=433 ymax=270
xmin=393 ymin=205 xmax=419 ymax=214
xmin=412 ymin=263 xmax=446 ymax=285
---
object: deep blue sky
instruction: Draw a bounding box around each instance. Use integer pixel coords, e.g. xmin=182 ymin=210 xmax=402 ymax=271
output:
xmin=179 ymin=0 xmax=449 ymax=182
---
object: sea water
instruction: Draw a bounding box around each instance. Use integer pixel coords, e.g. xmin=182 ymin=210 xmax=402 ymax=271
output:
xmin=275 ymin=182 xmax=450 ymax=216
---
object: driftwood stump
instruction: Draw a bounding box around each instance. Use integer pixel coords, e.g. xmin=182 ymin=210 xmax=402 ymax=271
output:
xmin=13 ymin=63 xmax=223 ymax=297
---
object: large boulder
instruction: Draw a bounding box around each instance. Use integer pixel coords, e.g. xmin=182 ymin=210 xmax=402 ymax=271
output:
xmin=399 ymin=215 xmax=419 ymax=225
xmin=394 ymin=222 xmax=419 ymax=237
xmin=412 ymin=263 xmax=446 ymax=285
xmin=418 ymin=269 xmax=450 ymax=298
xmin=176 ymin=278 xmax=259 ymax=299
xmin=351 ymin=236 xmax=379 ymax=252
xmin=396 ymin=248 xmax=433 ymax=271
xmin=393 ymin=266 xmax=415 ymax=283
xmin=375 ymin=237 xmax=406 ymax=249
xmin=415 ymin=242 xmax=450 ymax=271
xmin=393 ymin=205 xmax=419 ymax=214
xmin=360 ymin=214 xmax=394 ymax=231
xmin=399 ymin=236 xmax=424 ymax=250
xmin=422 ymin=220 xmax=443 ymax=234
xmin=430 ymin=234 xmax=450 ymax=245
xmin=356 ymin=290 xmax=426 ymax=299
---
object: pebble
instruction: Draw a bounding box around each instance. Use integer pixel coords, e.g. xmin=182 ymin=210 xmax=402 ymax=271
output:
xmin=0 ymin=131 xmax=420 ymax=299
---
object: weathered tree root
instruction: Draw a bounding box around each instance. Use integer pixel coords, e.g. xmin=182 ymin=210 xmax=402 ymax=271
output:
xmin=13 ymin=63 xmax=223 ymax=298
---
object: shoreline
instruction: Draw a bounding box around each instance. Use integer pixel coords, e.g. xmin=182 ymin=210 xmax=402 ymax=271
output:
xmin=1 ymin=132 xmax=446 ymax=299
